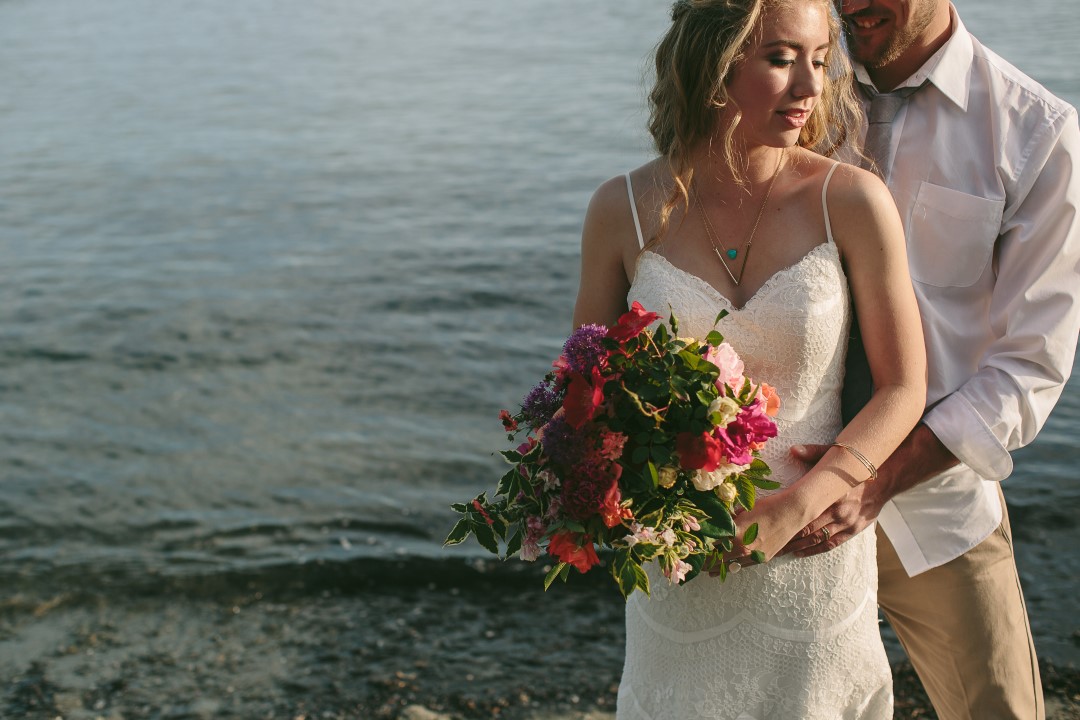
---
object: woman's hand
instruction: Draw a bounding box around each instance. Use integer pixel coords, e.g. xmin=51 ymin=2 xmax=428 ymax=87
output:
xmin=719 ymin=490 xmax=809 ymax=569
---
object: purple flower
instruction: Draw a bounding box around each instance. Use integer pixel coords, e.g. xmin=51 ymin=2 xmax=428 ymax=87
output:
xmin=541 ymin=415 xmax=586 ymax=468
xmin=521 ymin=381 xmax=562 ymax=428
xmin=562 ymin=324 xmax=608 ymax=375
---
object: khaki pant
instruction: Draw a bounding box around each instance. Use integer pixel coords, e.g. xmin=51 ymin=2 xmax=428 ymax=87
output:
xmin=877 ymin=489 xmax=1044 ymax=720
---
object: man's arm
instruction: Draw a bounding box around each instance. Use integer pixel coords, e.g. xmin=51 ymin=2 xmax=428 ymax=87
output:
xmin=786 ymin=106 xmax=1080 ymax=557
xmin=781 ymin=423 xmax=956 ymax=555
xmin=922 ymin=108 xmax=1080 ymax=480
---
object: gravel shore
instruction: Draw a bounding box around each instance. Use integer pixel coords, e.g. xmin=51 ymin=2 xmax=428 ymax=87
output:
xmin=2 ymin=562 xmax=1077 ymax=719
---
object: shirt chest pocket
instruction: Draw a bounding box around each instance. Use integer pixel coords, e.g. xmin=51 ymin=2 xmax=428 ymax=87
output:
xmin=906 ymin=182 xmax=1005 ymax=287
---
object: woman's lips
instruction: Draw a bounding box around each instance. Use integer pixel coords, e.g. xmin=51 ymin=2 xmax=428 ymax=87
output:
xmin=779 ymin=109 xmax=810 ymax=128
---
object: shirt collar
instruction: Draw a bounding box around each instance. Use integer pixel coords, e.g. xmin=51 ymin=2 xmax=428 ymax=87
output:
xmin=852 ymin=4 xmax=973 ymax=111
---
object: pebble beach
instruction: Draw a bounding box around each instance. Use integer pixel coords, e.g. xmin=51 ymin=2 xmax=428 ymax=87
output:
xmin=3 ymin=560 xmax=1079 ymax=719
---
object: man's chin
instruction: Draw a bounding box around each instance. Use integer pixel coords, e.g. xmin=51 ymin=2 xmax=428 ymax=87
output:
xmin=845 ymin=34 xmax=893 ymax=68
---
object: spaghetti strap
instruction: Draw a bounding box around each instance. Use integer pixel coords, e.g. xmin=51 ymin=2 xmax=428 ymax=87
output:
xmin=625 ymin=172 xmax=645 ymax=250
xmin=821 ymin=162 xmax=841 ymax=245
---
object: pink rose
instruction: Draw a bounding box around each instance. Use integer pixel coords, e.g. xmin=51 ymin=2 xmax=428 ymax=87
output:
xmin=715 ymin=403 xmax=778 ymax=465
xmin=705 ymin=342 xmax=746 ymax=390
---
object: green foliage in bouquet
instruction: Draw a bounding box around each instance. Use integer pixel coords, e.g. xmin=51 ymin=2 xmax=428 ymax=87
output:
xmin=446 ymin=302 xmax=781 ymax=598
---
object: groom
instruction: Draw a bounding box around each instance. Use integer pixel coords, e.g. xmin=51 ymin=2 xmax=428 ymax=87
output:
xmin=788 ymin=0 xmax=1080 ymax=718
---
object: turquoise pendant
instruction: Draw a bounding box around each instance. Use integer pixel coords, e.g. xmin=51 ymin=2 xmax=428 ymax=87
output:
xmin=726 ymin=249 xmax=738 ymax=260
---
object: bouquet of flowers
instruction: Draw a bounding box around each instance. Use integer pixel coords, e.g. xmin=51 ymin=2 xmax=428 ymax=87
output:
xmin=446 ymin=302 xmax=781 ymax=598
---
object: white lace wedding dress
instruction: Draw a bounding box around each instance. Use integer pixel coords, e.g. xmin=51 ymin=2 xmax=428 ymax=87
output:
xmin=616 ymin=165 xmax=893 ymax=719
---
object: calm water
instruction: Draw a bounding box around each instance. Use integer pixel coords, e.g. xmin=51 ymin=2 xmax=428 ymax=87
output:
xmin=2 ymin=0 xmax=1078 ymax=663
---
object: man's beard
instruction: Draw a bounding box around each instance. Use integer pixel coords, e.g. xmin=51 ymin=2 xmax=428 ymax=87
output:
xmin=845 ymin=0 xmax=937 ymax=69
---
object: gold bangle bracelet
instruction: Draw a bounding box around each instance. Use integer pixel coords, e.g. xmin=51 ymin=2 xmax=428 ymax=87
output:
xmin=831 ymin=442 xmax=878 ymax=482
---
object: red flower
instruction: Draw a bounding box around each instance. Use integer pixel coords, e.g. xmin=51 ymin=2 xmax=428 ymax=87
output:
xmin=600 ymin=480 xmax=633 ymax=528
xmin=676 ymin=430 xmax=724 ymax=471
xmin=499 ymin=410 xmax=518 ymax=433
xmin=607 ymin=301 xmax=661 ymax=343
xmin=471 ymin=499 xmax=494 ymax=526
xmin=563 ymin=366 xmax=607 ymax=429
xmin=548 ymin=531 xmax=600 ymax=573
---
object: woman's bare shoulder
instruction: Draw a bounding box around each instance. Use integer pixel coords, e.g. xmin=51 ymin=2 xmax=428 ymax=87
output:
xmin=583 ymin=159 xmax=668 ymax=249
xmin=822 ymin=162 xmax=897 ymax=220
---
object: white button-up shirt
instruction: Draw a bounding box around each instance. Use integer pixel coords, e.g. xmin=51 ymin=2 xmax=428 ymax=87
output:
xmin=855 ymin=7 xmax=1080 ymax=576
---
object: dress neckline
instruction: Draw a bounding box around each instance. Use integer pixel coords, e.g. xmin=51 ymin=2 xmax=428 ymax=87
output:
xmin=637 ymin=243 xmax=838 ymax=312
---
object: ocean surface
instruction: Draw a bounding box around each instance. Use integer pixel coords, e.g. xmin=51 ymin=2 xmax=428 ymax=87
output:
xmin=1 ymin=0 xmax=1078 ymax=666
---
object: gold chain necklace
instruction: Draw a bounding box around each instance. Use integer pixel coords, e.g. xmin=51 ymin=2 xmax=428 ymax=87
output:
xmin=692 ymin=149 xmax=785 ymax=287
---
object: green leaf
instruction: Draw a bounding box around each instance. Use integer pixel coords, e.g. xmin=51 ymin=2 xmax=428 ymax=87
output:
xmin=617 ymin=559 xmax=638 ymax=598
xmin=491 ymin=514 xmax=509 ymax=540
xmin=742 ymin=522 xmax=759 ymax=545
xmin=698 ymin=520 xmax=729 ymax=539
xmin=499 ymin=449 xmax=523 ymax=464
xmin=647 ymin=461 xmax=659 ymax=489
xmin=631 ymin=445 xmax=651 ymax=465
xmin=450 ymin=502 xmax=469 ymax=513
xmin=714 ymin=310 xmax=729 ymax=325
xmin=496 ymin=468 xmax=517 ymax=496
xmin=544 ymin=562 xmax=568 ymax=591
xmin=443 ymin=518 xmax=471 ymax=546
xmin=751 ymin=476 xmax=781 ymax=491
xmin=750 ymin=550 xmax=767 ymax=565
xmin=693 ymin=491 xmax=736 ymax=536
xmin=505 ymin=527 xmax=523 ymax=558
xmin=736 ymin=475 xmax=756 ymax=511
xmin=633 ymin=563 xmax=651 ymax=596
xmin=472 ymin=522 xmax=499 ymax=555
xmin=705 ymin=330 xmax=724 ymax=346
xmin=653 ymin=322 xmax=670 ymax=346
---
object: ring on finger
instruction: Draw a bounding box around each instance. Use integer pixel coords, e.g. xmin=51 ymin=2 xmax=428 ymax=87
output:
xmin=821 ymin=526 xmax=831 ymax=543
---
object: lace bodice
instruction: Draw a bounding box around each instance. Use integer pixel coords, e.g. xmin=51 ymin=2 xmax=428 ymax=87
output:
xmin=615 ymin=168 xmax=892 ymax=720
xmin=629 ymin=245 xmax=849 ymax=491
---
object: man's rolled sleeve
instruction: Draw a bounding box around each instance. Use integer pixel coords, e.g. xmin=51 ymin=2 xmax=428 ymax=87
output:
xmin=924 ymin=109 xmax=1080 ymax=483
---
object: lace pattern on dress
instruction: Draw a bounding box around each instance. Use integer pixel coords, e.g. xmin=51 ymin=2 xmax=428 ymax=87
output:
xmin=616 ymin=246 xmax=893 ymax=720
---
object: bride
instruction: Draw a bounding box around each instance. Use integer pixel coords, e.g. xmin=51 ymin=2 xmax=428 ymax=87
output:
xmin=572 ymin=0 xmax=926 ymax=717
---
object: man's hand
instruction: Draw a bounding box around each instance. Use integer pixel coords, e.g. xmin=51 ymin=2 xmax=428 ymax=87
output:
xmin=780 ymin=443 xmax=890 ymax=556
xmin=780 ymin=425 xmax=959 ymax=557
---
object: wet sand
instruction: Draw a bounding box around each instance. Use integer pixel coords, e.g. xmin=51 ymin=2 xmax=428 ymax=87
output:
xmin=2 ymin=561 xmax=1078 ymax=719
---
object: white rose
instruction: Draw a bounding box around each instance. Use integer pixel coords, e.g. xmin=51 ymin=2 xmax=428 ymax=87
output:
xmin=716 ymin=480 xmax=738 ymax=504
xmin=657 ymin=465 xmax=679 ymax=489
xmin=708 ymin=395 xmax=741 ymax=426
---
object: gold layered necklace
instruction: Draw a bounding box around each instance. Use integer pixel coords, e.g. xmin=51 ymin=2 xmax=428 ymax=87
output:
xmin=692 ymin=149 xmax=785 ymax=287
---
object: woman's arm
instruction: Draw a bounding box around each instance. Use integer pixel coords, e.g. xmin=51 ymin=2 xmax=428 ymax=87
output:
xmin=732 ymin=165 xmax=928 ymax=562
xmin=571 ymin=175 xmax=640 ymax=329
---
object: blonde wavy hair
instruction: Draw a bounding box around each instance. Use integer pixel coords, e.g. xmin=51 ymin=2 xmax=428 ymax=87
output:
xmin=647 ymin=0 xmax=863 ymax=245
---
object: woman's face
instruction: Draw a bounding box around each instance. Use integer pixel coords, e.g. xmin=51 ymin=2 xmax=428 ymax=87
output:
xmin=724 ymin=2 xmax=831 ymax=149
